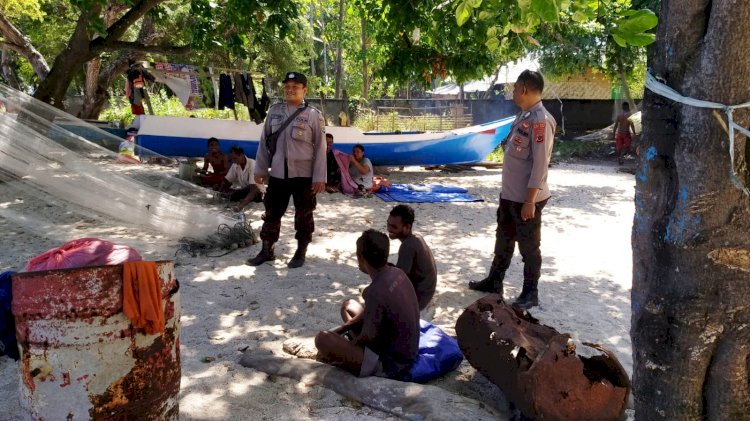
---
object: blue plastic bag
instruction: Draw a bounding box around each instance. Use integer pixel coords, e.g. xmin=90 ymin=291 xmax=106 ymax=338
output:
xmin=407 ymin=320 xmax=464 ymax=383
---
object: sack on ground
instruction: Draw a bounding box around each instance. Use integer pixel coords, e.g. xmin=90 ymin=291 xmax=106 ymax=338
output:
xmin=407 ymin=320 xmax=464 ymax=383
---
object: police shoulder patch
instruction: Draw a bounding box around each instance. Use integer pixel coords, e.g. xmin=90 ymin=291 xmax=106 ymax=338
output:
xmin=533 ymin=123 xmax=546 ymax=143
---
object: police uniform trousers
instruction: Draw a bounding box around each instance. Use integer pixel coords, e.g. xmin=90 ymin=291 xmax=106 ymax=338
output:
xmin=259 ymin=176 xmax=316 ymax=244
xmin=492 ymin=197 xmax=548 ymax=283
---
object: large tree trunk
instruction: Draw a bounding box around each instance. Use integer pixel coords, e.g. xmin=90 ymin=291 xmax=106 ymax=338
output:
xmin=78 ymin=3 xmax=130 ymax=119
xmin=33 ymin=9 xmax=99 ymax=108
xmin=32 ymin=0 xmax=165 ymax=109
xmin=632 ymin=1 xmax=750 ymax=419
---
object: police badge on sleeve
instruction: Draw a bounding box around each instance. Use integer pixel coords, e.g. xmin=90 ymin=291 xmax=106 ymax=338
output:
xmin=533 ymin=122 xmax=546 ymax=143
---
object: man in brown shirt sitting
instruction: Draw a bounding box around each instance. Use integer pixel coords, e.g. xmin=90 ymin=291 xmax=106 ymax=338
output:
xmin=315 ymin=229 xmax=420 ymax=379
xmin=387 ymin=205 xmax=437 ymax=313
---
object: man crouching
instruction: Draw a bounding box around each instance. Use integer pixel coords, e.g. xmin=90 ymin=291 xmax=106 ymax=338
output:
xmin=315 ymin=229 xmax=420 ymax=379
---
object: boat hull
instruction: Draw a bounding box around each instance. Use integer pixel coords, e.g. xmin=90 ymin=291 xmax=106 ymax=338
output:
xmin=134 ymin=115 xmax=513 ymax=166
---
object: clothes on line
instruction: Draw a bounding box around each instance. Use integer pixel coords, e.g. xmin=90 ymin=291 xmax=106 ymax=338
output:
xmin=126 ymin=62 xmax=270 ymax=117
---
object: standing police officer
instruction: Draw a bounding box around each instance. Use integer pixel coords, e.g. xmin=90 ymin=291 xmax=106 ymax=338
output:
xmin=248 ymin=72 xmax=327 ymax=268
xmin=468 ymin=70 xmax=556 ymax=309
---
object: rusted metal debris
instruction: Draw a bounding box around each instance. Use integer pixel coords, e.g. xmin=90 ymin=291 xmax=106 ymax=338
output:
xmin=11 ymin=261 xmax=180 ymax=420
xmin=455 ymin=295 xmax=630 ymax=421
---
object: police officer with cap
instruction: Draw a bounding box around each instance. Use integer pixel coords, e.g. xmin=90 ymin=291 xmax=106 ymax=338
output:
xmin=468 ymin=70 xmax=556 ymax=309
xmin=249 ymin=71 xmax=327 ymax=268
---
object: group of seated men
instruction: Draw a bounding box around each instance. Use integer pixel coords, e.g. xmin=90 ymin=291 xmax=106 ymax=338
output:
xmin=315 ymin=205 xmax=437 ymax=379
xmin=199 ymin=133 xmax=371 ymax=212
xmin=196 ymin=138 xmax=264 ymax=212
xmin=197 ymin=139 xmax=438 ymax=379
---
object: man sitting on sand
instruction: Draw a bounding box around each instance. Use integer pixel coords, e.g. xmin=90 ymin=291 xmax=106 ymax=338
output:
xmin=386 ymin=205 xmax=437 ymax=312
xmin=337 ymin=205 xmax=436 ymax=324
xmin=217 ymin=146 xmax=263 ymax=210
xmin=315 ymin=229 xmax=419 ymax=379
xmin=325 ymin=133 xmax=342 ymax=193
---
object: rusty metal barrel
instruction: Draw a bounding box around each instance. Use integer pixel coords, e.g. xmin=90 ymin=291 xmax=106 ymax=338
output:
xmin=11 ymin=261 xmax=180 ymax=420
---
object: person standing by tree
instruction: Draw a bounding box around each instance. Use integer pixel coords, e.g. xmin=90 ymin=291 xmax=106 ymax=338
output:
xmin=248 ymin=72 xmax=327 ymax=268
xmin=468 ymin=70 xmax=556 ymax=310
xmin=612 ymin=102 xmax=636 ymax=165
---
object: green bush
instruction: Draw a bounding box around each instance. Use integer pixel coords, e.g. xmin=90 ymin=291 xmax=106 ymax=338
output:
xmin=100 ymin=90 xmax=251 ymax=126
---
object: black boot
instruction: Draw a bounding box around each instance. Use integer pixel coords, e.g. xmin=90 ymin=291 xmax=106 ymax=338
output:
xmin=513 ymin=281 xmax=539 ymax=309
xmin=247 ymin=240 xmax=275 ymax=266
xmin=468 ymin=268 xmax=504 ymax=295
xmin=287 ymin=241 xmax=309 ymax=268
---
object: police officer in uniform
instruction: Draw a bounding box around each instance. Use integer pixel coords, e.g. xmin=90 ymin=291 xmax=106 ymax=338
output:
xmin=468 ymin=70 xmax=556 ymax=309
xmin=248 ymin=72 xmax=327 ymax=268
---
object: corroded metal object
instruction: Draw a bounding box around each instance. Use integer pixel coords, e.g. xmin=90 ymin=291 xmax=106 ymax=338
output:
xmin=455 ymin=295 xmax=630 ymax=421
xmin=11 ymin=261 xmax=180 ymax=420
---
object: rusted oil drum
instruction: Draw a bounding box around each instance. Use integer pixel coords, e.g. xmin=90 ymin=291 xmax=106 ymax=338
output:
xmin=11 ymin=261 xmax=180 ymax=420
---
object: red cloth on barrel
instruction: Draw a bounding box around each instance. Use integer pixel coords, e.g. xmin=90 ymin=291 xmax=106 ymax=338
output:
xmin=122 ymin=261 xmax=165 ymax=334
xmin=24 ymin=238 xmax=142 ymax=272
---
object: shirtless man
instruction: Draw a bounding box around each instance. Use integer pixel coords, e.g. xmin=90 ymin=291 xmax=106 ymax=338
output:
xmin=315 ymin=230 xmax=419 ymax=379
xmin=612 ymin=102 xmax=636 ymax=165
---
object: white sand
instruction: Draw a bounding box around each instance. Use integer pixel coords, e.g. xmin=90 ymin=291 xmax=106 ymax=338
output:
xmin=0 ymin=161 xmax=635 ymax=420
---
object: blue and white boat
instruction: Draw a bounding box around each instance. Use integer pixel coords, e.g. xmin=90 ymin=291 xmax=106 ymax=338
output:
xmin=133 ymin=115 xmax=514 ymax=166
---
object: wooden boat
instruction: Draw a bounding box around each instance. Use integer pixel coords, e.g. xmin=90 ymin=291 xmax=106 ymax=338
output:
xmin=133 ymin=115 xmax=514 ymax=166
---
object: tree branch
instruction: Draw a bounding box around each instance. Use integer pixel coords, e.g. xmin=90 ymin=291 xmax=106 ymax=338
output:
xmin=90 ymin=0 xmax=166 ymax=51
xmin=94 ymin=41 xmax=191 ymax=55
xmin=0 ymin=11 xmax=50 ymax=79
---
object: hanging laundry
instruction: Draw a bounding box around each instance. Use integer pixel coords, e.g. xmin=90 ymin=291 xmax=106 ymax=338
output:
xmin=233 ymin=73 xmax=249 ymax=108
xmin=153 ymin=62 xmax=203 ymax=110
xmin=259 ymin=78 xmax=270 ymax=120
xmin=246 ymin=74 xmax=264 ymax=124
xmin=218 ymin=73 xmax=235 ymax=110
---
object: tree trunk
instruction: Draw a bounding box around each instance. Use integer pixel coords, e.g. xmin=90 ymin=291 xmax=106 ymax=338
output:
xmin=617 ymin=67 xmax=636 ymax=111
xmin=632 ymin=1 xmax=750 ymax=420
xmin=33 ymin=9 xmax=99 ymax=108
xmin=0 ymin=12 xmax=50 ymax=80
xmin=1 ymin=48 xmax=21 ymax=89
xmin=361 ymin=16 xmax=369 ymax=100
xmin=78 ymin=3 xmax=132 ymax=119
xmin=308 ymin=3 xmax=316 ymax=78
xmin=333 ymin=0 xmax=345 ymax=98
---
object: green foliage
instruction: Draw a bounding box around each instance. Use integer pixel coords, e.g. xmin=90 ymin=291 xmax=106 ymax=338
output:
xmin=99 ymin=89 xmax=249 ymax=126
xmin=485 ymin=143 xmax=504 ymax=162
xmin=522 ymin=0 xmax=658 ymax=97
xmin=0 ymin=0 xmax=46 ymax=20
xmin=610 ymin=9 xmax=657 ymax=47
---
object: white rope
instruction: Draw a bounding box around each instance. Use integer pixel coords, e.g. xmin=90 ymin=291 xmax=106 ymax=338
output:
xmin=645 ymin=72 xmax=750 ymax=195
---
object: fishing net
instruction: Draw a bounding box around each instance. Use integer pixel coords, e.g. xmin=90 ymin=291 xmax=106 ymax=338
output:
xmin=0 ymin=84 xmax=256 ymax=259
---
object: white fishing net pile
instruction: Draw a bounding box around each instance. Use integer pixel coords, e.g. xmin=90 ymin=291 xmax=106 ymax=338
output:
xmin=0 ymin=84 xmax=253 ymax=247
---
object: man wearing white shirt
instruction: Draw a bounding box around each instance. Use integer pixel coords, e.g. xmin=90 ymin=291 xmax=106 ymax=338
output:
xmin=219 ymin=146 xmax=263 ymax=209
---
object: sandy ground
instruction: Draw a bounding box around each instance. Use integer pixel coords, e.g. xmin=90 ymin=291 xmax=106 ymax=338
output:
xmin=0 ymin=161 xmax=635 ymax=420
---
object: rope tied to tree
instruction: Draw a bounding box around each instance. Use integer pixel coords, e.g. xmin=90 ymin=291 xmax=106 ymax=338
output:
xmin=645 ymin=72 xmax=750 ymax=196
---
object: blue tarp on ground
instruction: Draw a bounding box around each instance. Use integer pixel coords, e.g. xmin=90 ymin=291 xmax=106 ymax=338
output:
xmin=375 ymin=183 xmax=483 ymax=203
